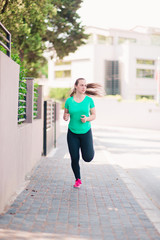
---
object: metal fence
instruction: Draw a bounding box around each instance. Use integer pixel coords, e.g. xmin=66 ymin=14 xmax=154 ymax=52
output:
xmin=18 ymin=78 xmax=39 ymax=124
xmin=33 ymin=85 xmax=38 ymax=119
xmin=45 ymin=100 xmax=56 ymax=130
xmin=0 ymin=22 xmax=11 ymax=57
xmin=18 ymin=80 xmax=27 ymax=124
xmin=43 ymin=100 xmax=57 ymax=155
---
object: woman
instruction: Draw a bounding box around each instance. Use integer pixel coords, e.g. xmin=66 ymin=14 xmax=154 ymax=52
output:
xmin=63 ymin=78 xmax=102 ymax=188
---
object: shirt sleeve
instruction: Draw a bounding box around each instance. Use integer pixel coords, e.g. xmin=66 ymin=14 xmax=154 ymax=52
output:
xmin=64 ymin=98 xmax=69 ymax=109
xmin=90 ymin=97 xmax=95 ymax=108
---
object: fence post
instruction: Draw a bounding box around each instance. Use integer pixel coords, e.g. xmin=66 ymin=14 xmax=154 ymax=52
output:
xmin=43 ymin=101 xmax=47 ymax=156
xmin=54 ymin=102 xmax=57 ymax=147
xmin=26 ymin=78 xmax=34 ymax=123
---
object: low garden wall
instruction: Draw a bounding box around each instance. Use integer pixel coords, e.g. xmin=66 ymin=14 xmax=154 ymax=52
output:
xmin=94 ymin=97 xmax=160 ymax=130
xmin=0 ymin=51 xmax=43 ymax=213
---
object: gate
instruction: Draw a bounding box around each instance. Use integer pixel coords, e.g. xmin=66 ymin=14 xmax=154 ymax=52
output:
xmin=43 ymin=100 xmax=57 ymax=156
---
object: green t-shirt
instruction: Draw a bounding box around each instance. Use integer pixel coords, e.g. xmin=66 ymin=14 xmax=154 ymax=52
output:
xmin=65 ymin=95 xmax=95 ymax=134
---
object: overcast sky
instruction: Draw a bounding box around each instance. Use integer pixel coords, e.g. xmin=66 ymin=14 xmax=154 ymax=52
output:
xmin=78 ymin=0 xmax=160 ymax=30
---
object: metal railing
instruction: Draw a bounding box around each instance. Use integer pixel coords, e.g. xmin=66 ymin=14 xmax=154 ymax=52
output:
xmin=0 ymin=22 xmax=11 ymax=57
xmin=45 ymin=100 xmax=55 ymax=129
xmin=52 ymin=102 xmax=56 ymax=124
xmin=33 ymin=86 xmax=38 ymax=119
xmin=18 ymin=78 xmax=39 ymax=124
xmin=18 ymin=80 xmax=27 ymax=124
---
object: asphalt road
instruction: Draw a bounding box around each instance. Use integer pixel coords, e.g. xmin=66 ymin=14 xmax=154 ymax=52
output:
xmin=92 ymin=124 xmax=160 ymax=210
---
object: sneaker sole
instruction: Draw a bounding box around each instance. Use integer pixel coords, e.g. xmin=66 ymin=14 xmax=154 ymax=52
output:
xmin=73 ymin=185 xmax=80 ymax=188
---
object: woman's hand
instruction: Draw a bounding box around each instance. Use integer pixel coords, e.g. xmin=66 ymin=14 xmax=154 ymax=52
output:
xmin=63 ymin=112 xmax=70 ymax=121
xmin=81 ymin=108 xmax=96 ymax=123
xmin=81 ymin=115 xmax=88 ymax=123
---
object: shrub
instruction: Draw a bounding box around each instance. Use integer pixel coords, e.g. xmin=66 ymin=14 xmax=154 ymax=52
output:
xmin=49 ymin=88 xmax=70 ymax=108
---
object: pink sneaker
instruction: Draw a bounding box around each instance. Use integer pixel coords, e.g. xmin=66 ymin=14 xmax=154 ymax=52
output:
xmin=78 ymin=179 xmax=82 ymax=185
xmin=73 ymin=179 xmax=82 ymax=188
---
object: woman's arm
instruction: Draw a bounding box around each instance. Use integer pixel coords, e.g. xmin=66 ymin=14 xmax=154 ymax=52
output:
xmin=63 ymin=108 xmax=70 ymax=121
xmin=81 ymin=107 xmax=96 ymax=123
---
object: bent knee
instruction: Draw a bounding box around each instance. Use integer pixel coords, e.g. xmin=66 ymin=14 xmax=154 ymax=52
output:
xmin=83 ymin=154 xmax=94 ymax=162
xmin=84 ymin=158 xmax=93 ymax=162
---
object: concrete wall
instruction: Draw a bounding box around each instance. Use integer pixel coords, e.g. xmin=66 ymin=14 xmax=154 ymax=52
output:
xmin=93 ymin=97 xmax=160 ymax=130
xmin=0 ymin=52 xmax=43 ymax=213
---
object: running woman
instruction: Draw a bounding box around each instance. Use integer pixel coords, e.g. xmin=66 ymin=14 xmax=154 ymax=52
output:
xmin=63 ymin=78 xmax=103 ymax=188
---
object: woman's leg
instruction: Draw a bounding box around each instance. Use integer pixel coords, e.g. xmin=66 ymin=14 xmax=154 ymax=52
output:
xmin=80 ymin=129 xmax=94 ymax=162
xmin=67 ymin=129 xmax=81 ymax=179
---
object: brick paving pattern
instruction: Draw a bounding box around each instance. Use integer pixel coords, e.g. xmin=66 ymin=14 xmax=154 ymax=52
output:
xmin=0 ymin=130 xmax=160 ymax=240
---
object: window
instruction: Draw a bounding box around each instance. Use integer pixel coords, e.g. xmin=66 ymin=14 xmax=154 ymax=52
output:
xmin=55 ymin=70 xmax=71 ymax=78
xmin=136 ymin=69 xmax=154 ymax=78
xmin=118 ymin=37 xmax=136 ymax=44
xmin=136 ymin=95 xmax=154 ymax=100
xmin=97 ymin=35 xmax=113 ymax=45
xmin=137 ymin=59 xmax=155 ymax=65
xmin=55 ymin=61 xmax=71 ymax=66
xmin=105 ymin=60 xmax=120 ymax=95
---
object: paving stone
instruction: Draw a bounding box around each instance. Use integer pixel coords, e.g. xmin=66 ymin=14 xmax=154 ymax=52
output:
xmin=0 ymin=131 xmax=160 ymax=240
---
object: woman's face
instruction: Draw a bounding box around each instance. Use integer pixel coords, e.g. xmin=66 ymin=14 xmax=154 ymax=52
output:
xmin=75 ymin=79 xmax=87 ymax=94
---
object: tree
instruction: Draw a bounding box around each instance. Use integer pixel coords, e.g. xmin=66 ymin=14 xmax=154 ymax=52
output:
xmin=0 ymin=0 xmax=88 ymax=77
xmin=45 ymin=0 xmax=88 ymax=59
xmin=0 ymin=0 xmax=55 ymax=77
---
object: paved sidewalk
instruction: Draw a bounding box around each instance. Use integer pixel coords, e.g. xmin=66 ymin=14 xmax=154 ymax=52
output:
xmin=0 ymin=126 xmax=160 ymax=240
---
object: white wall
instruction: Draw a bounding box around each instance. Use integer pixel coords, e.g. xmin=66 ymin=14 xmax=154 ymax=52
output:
xmin=0 ymin=52 xmax=19 ymax=212
xmin=0 ymin=52 xmax=43 ymax=213
xmin=93 ymin=97 xmax=160 ymax=130
xmin=71 ymin=59 xmax=93 ymax=83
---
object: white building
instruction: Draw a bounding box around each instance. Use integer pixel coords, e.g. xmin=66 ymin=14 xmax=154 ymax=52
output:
xmin=47 ymin=26 xmax=160 ymax=100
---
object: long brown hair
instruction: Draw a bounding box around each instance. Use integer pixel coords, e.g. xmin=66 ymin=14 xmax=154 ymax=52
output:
xmin=70 ymin=78 xmax=104 ymax=97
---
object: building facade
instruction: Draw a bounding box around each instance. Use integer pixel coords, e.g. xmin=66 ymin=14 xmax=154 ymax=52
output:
xmin=47 ymin=26 xmax=160 ymax=100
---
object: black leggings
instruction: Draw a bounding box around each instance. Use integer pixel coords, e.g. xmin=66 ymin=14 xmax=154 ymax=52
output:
xmin=67 ymin=128 xmax=94 ymax=180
